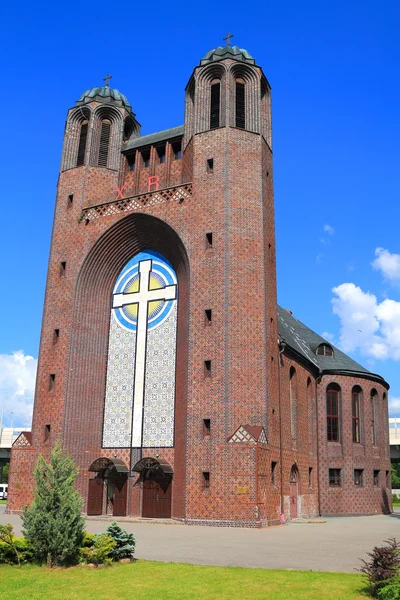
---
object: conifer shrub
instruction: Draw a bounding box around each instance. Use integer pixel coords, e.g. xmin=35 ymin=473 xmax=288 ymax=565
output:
xmin=80 ymin=534 xmax=116 ymax=566
xmin=22 ymin=441 xmax=85 ymax=567
xmin=105 ymin=521 xmax=136 ymax=561
xmin=360 ymin=538 xmax=400 ymax=597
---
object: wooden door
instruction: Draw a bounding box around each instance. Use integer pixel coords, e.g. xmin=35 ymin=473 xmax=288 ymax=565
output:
xmin=87 ymin=478 xmax=103 ymax=516
xmin=113 ymin=474 xmax=128 ymax=517
xmin=290 ymin=482 xmax=298 ymax=519
xmin=142 ymin=476 xmax=172 ymax=518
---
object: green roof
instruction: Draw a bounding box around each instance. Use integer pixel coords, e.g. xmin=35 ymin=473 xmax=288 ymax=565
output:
xmin=76 ymin=86 xmax=131 ymax=111
xmin=277 ymin=306 xmax=388 ymax=386
xmin=200 ymin=45 xmax=256 ymax=66
xmin=124 ymin=126 xmax=184 ymax=152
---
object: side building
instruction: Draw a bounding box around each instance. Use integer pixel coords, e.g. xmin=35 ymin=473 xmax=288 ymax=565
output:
xmin=8 ymin=44 xmax=391 ymax=526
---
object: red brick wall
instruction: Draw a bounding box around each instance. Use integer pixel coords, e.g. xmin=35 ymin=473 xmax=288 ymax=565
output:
xmin=317 ymin=374 xmax=391 ymax=515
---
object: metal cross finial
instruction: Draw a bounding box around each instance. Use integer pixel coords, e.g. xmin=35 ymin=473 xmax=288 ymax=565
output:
xmin=103 ymin=73 xmax=112 ymax=88
xmin=223 ymin=32 xmax=234 ymax=47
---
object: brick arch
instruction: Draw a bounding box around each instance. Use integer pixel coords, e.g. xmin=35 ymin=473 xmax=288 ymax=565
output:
xmin=229 ymin=63 xmax=260 ymax=133
xmin=194 ymin=62 xmax=228 ymax=132
xmin=63 ymin=212 xmax=189 ymax=517
xmin=61 ymin=106 xmax=92 ymax=171
xmin=89 ymin=105 xmax=124 ymax=170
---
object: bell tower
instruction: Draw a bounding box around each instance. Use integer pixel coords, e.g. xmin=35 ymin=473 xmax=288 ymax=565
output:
xmin=182 ymin=44 xmax=280 ymax=526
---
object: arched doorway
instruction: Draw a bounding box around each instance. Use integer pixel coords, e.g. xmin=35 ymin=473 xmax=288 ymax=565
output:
xmin=132 ymin=457 xmax=173 ymax=518
xmin=88 ymin=457 xmax=129 ymax=517
xmin=289 ymin=465 xmax=299 ymax=519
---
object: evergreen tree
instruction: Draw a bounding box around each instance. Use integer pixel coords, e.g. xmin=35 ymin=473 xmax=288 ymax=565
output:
xmin=106 ymin=521 xmax=136 ymax=560
xmin=22 ymin=441 xmax=84 ymax=567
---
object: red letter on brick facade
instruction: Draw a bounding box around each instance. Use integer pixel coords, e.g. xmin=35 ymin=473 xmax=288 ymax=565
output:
xmin=147 ymin=176 xmax=159 ymax=192
xmin=115 ymin=183 xmax=128 ymax=200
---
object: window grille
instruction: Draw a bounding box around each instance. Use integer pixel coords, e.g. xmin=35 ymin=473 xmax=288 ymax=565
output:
xmin=354 ymin=469 xmax=363 ymax=486
xmin=235 ymin=82 xmax=245 ymax=129
xmin=327 ymin=387 xmax=339 ymax=442
xmin=210 ymin=82 xmax=220 ymax=129
xmin=76 ymin=121 xmax=88 ymax=166
xmin=352 ymin=389 xmax=361 ymax=443
xmin=329 ymin=468 xmax=341 ymax=487
xmin=98 ymin=119 xmax=111 ymax=167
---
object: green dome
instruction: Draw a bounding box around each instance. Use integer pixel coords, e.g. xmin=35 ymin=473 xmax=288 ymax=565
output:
xmin=76 ymin=86 xmax=132 ymax=111
xmin=200 ymin=45 xmax=256 ymax=66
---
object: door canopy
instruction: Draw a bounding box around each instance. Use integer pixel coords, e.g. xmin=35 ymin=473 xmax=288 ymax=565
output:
xmin=132 ymin=456 xmax=173 ymax=476
xmin=88 ymin=457 xmax=129 ymax=474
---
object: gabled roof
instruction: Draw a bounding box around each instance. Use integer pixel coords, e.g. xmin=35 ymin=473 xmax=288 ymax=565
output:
xmin=12 ymin=431 xmax=32 ymax=448
xmin=228 ymin=425 xmax=267 ymax=444
xmin=124 ymin=126 xmax=184 ymax=152
xmin=277 ymin=305 xmax=388 ymax=387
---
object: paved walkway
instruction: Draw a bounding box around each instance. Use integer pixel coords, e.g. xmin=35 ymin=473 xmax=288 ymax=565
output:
xmin=1 ymin=505 xmax=399 ymax=573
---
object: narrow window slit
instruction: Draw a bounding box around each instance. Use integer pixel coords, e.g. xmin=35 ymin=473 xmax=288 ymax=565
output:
xmin=49 ymin=374 xmax=56 ymax=391
xmin=203 ymin=472 xmax=210 ymax=488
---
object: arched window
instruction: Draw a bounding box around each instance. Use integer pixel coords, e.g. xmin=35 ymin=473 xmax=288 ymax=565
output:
xmin=289 ymin=367 xmax=297 ymax=440
xmin=76 ymin=120 xmax=88 ymax=166
xmin=316 ymin=344 xmax=333 ymax=357
xmin=210 ymin=80 xmax=220 ymax=129
xmin=326 ymin=384 xmax=340 ymax=442
xmin=98 ymin=119 xmax=111 ymax=167
xmin=235 ymin=78 xmax=245 ymax=129
xmin=352 ymin=386 xmax=362 ymax=443
xmin=371 ymin=389 xmax=378 ymax=445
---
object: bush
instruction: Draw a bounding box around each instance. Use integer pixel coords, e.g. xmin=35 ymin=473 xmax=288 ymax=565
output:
xmin=393 ymin=494 xmax=400 ymax=504
xmin=22 ymin=441 xmax=85 ymax=567
xmin=81 ymin=532 xmax=96 ymax=548
xmin=377 ymin=578 xmax=400 ymax=600
xmin=360 ymin=538 xmax=400 ymax=597
xmin=80 ymin=534 xmax=116 ymax=566
xmin=0 ymin=537 xmax=34 ymax=565
xmin=105 ymin=522 xmax=135 ymax=561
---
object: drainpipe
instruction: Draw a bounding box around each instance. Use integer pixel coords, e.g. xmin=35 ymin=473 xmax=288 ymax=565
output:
xmin=315 ymin=369 xmax=323 ymax=516
xmin=278 ymin=340 xmax=286 ymax=522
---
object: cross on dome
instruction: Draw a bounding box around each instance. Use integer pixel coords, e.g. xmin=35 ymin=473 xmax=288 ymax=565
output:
xmin=223 ymin=32 xmax=234 ymax=46
xmin=103 ymin=73 xmax=112 ymax=87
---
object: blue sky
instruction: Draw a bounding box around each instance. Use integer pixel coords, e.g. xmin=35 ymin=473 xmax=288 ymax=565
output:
xmin=0 ymin=1 xmax=399 ymax=426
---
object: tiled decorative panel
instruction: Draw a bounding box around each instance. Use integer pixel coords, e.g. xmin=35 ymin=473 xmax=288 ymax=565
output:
xmin=102 ymin=250 xmax=178 ymax=448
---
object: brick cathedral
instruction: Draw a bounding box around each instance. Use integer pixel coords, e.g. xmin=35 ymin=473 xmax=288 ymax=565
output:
xmin=8 ymin=44 xmax=391 ymax=526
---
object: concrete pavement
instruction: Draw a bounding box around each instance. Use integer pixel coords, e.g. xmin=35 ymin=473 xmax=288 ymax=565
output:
xmin=1 ymin=507 xmax=399 ymax=573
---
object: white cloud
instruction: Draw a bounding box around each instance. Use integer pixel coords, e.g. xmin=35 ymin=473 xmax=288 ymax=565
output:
xmin=321 ymin=331 xmax=335 ymax=343
xmin=332 ymin=282 xmax=400 ymax=360
xmin=389 ymin=397 xmax=400 ymax=415
xmin=0 ymin=351 xmax=37 ymax=427
xmin=372 ymin=248 xmax=400 ymax=282
xmin=324 ymin=224 xmax=334 ymax=236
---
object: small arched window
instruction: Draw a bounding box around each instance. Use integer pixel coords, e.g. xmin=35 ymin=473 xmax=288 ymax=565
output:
xmin=327 ymin=384 xmax=340 ymax=442
xmin=235 ymin=78 xmax=245 ymax=129
xmin=370 ymin=389 xmax=378 ymax=445
xmin=76 ymin=120 xmax=88 ymax=166
xmin=316 ymin=344 xmax=334 ymax=357
xmin=98 ymin=119 xmax=111 ymax=167
xmin=352 ymin=386 xmax=362 ymax=443
xmin=210 ymin=80 xmax=220 ymax=129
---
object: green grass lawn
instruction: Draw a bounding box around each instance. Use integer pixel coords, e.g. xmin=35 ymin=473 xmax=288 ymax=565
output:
xmin=0 ymin=499 xmax=7 ymax=504
xmin=0 ymin=561 xmax=368 ymax=600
